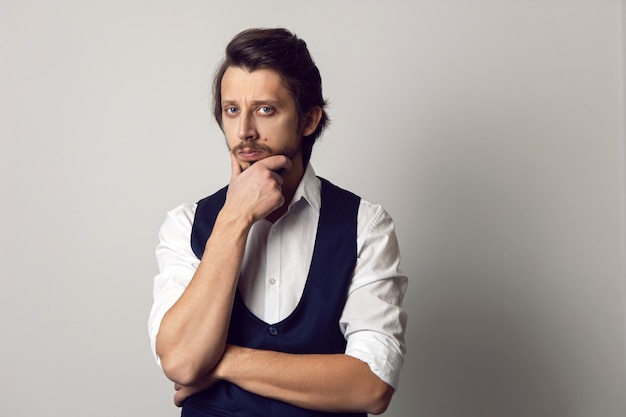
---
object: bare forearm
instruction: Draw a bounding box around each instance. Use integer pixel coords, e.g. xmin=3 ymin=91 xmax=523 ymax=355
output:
xmin=156 ymin=213 xmax=250 ymax=385
xmin=155 ymin=156 xmax=292 ymax=385
xmin=215 ymin=345 xmax=394 ymax=415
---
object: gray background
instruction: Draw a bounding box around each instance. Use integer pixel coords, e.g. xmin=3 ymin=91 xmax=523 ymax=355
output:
xmin=1 ymin=0 xmax=625 ymax=416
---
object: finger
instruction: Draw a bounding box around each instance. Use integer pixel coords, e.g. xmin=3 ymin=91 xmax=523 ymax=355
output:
xmin=174 ymin=392 xmax=183 ymax=407
xmin=257 ymin=154 xmax=292 ymax=173
xmin=230 ymin=152 xmax=242 ymax=179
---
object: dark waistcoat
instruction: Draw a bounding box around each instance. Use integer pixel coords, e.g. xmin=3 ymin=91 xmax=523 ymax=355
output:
xmin=183 ymin=177 xmax=366 ymax=417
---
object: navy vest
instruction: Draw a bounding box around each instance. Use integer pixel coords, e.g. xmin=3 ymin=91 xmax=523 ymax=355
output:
xmin=183 ymin=177 xmax=366 ymax=417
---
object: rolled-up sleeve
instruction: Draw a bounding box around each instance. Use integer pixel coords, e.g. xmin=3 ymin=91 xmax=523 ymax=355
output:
xmin=147 ymin=203 xmax=199 ymax=366
xmin=340 ymin=202 xmax=408 ymax=390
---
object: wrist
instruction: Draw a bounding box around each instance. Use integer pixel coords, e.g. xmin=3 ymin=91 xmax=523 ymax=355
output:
xmin=215 ymin=345 xmax=247 ymax=382
xmin=211 ymin=210 xmax=253 ymax=242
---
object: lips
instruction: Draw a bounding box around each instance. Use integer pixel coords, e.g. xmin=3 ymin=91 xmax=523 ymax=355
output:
xmin=233 ymin=143 xmax=271 ymax=162
xmin=239 ymin=147 xmax=263 ymax=157
xmin=235 ymin=148 xmax=263 ymax=164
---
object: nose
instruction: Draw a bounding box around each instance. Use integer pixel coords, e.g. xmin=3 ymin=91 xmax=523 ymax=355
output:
xmin=237 ymin=113 xmax=258 ymax=141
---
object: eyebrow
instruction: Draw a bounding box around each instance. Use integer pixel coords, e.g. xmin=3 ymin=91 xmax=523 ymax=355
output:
xmin=221 ymin=99 xmax=283 ymax=107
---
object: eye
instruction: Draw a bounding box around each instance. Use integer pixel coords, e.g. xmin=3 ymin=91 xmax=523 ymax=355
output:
xmin=223 ymin=106 xmax=238 ymax=116
xmin=258 ymin=106 xmax=274 ymax=115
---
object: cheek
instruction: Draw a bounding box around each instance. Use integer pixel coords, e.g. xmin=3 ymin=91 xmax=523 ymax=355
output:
xmin=265 ymin=117 xmax=298 ymax=139
xmin=222 ymin=121 xmax=238 ymax=146
xmin=253 ymin=121 xmax=281 ymax=143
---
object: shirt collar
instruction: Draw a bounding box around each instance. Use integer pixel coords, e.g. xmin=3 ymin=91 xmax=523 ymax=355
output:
xmin=289 ymin=163 xmax=321 ymax=214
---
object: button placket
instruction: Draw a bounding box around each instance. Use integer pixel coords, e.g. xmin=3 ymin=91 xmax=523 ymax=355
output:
xmin=264 ymin=222 xmax=281 ymax=323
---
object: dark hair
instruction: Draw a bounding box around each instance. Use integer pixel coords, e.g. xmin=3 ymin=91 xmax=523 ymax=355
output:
xmin=212 ymin=28 xmax=329 ymax=165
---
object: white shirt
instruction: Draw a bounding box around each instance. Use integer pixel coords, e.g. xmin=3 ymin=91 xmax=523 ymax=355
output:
xmin=148 ymin=165 xmax=408 ymax=389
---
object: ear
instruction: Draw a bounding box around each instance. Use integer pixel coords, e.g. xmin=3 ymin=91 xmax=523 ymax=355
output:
xmin=301 ymin=106 xmax=323 ymax=137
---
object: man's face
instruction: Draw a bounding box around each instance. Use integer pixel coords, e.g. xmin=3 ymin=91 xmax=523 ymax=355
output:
xmin=221 ymin=66 xmax=302 ymax=171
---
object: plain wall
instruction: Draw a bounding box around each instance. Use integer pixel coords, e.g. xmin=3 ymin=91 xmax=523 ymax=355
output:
xmin=1 ymin=1 xmax=625 ymax=416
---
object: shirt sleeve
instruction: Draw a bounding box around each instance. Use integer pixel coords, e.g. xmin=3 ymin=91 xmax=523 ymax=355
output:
xmin=340 ymin=201 xmax=408 ymax=390
xmin=147 ymin=203 xmax=199 ymax=366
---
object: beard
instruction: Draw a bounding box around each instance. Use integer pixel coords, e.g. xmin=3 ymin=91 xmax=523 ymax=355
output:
xmin=228 ymin=138 xmax=301 ymax=171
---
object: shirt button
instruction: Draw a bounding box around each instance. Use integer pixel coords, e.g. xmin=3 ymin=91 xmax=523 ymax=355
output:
xmin=268 ymin=326 xmax=279 ymax=336
xmin=269 ymin=278 xmax=277 ymax=285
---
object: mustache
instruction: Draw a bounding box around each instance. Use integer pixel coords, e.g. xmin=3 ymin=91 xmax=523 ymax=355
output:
xmin=231 ymin=142 xmax=271 ymax=154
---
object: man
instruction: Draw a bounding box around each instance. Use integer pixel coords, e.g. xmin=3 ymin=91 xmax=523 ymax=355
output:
xmin=149 ymin=28 xmax=407 ymax=416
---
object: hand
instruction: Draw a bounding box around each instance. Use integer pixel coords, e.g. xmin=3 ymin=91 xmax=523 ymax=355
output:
xmin=224 ymin=153 xmax=292 ymax=223
xmin=173 ymin=371 xmax=218 ymax=407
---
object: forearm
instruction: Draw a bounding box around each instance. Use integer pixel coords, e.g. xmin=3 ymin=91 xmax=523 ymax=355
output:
xmin=215 ymin=345 xmax=394 ymax=415
xmin=154 ymin=155 xmax=292 ymax=385
xmin=156 ymin=212 xmax=250 ymax=385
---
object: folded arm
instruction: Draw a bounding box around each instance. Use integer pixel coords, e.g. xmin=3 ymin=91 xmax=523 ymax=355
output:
xmin=176 ymin=345 xmax=394 ymax=415
xmin=155 ymin=155 xmax=291 ymax=385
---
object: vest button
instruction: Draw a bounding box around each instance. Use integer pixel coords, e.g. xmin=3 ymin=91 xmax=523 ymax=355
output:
xmin=268 ymin=326 xmax=279 ymax=336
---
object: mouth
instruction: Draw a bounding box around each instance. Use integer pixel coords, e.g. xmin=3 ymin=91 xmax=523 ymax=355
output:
xmin=238 ymin=147 xmax=265 ymax=161
xmin=232 ymin=144 xmax=271 ymax=169
xmin=237 ymin=150 xmax=265 ymax=170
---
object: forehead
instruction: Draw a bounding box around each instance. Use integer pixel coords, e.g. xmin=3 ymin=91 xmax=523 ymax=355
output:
xmin=221 ymin=66 xmax=292 ymax=103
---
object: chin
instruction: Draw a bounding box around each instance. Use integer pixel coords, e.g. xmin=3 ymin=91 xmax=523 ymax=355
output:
xmin=240 ymin=158 xmax=264 ymax=170
xmin=239 ymin=154 xmax=269 ymax=171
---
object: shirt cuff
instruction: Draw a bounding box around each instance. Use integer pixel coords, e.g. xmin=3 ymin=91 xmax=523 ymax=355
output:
xmin=344 ymin=332 xmax=405 ymax=390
